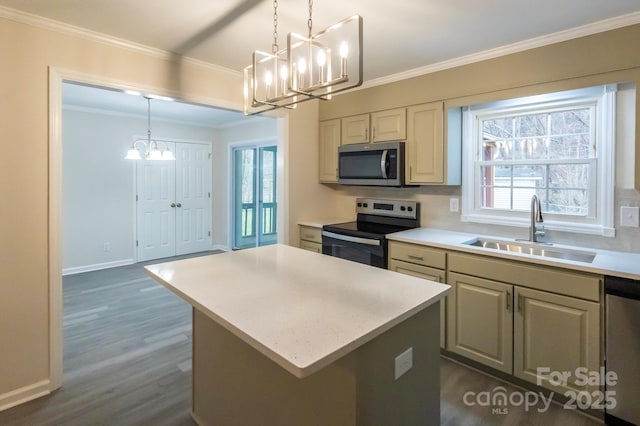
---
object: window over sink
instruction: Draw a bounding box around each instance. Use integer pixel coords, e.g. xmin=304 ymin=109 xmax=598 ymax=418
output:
xmin=461 ymin=85 xmax=618 ymax=237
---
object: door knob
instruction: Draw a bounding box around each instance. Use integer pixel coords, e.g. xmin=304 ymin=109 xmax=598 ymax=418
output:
xmin=170 ymin=203 xmax=176 ymax=208
xmin=176 ymin=203 xmax=182 ymax=208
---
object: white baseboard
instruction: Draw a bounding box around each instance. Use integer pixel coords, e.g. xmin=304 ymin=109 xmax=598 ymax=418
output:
xmin=0 ymin=379 xmax=51 ymax=412
xmin=211 ymin=245 xmax=230 ymax=252
xmin=62 ymin=258 xmax=134 ymax=275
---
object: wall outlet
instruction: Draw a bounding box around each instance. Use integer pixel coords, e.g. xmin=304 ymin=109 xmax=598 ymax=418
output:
xmin=394 ymin=347 xmax=413 ymax=380
xmin=449 ymin=198 xmax=459 ymax=213
xmin=620 ymin=206 xmax=640 ymax=227
xmin=103 ymin=242 xmax=111 ymax=252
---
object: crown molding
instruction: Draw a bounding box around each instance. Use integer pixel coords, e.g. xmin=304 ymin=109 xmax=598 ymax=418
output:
xmin=361 ymin=11 xmax=640 ymax=90
xmin=0 ymin=5 xmax=242 ymax=78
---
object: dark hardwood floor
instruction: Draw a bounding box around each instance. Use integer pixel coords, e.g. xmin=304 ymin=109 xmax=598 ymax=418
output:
xmin=0 ymin=252 xmax=602 ymax=426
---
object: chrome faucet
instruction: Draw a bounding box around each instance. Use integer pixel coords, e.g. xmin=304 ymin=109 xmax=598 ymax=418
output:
xmin=529 ymin=194 xmax=545 ymax=242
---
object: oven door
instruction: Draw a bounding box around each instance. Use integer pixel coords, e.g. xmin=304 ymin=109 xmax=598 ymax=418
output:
xmin=321 ymin=230 xmax=386 ymax=268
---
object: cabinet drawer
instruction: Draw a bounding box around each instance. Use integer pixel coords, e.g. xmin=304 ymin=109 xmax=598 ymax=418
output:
xmin=448 ymin=252 xmax=601 ymax=302
xmin=388 ymin=241 xmax=446 ymax=269
xmin=299 ymin=226 xmax=322 ymax=243
xmin=300 ymin=240 xmax=322 ymax=253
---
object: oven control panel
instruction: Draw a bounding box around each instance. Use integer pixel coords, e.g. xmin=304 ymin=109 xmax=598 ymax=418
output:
xmin=355 ymin=198 xmax=419 ymax=219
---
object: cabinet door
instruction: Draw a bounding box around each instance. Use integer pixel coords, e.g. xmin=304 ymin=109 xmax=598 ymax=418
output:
xmin=447 ymin=272 xmax=513 ymax=374
xmin=388 ymin=259 xmax=447 ymax=349
xmin=371 ymin=108 xmax=406 ymax=142
xmin=514 ymin=287 xmax=600 ymax=394
xmin=341 ymin=114 xmax=370 ymax=144
xmin=319 ymin=119 xmax=341 ymax=182
xmin=406 ymin=102 xmax=444 ymax=184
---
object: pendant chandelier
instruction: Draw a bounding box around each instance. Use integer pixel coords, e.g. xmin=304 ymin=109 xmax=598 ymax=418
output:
xmin=125 ymin=97 xmax=175 ymax=161
xmin=243 ymin=1 xmax=363 ymax=115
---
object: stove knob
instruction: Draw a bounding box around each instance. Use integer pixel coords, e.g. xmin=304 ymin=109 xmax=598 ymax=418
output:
xmin=363 ymin=203 xmax=368 ymax=208
xmin=400 ymin=206 xmax=406 ymax=211
xmin=357 ymin=202 xmax=362 ymax=207
xmin=408 ymin=206 xmax=413 ymax=212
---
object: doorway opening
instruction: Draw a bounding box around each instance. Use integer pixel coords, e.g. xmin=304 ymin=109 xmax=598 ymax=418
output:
xmin=232 ymin=144 xmax=278 ymax=249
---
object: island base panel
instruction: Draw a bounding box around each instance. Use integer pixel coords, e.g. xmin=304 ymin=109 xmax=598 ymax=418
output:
xmin=192 ymin=305 xmax=440 ymax=425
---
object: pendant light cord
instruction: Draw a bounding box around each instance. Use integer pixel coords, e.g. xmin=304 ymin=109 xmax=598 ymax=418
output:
xmin=307 ymin=0 xmax=313 ymax=38
xmin=272 ymin=0 xmax=278 ymax=53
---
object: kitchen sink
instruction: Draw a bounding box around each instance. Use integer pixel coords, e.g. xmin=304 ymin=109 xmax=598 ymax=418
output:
xmin=463 ymin=238 xmax=596 ymax=263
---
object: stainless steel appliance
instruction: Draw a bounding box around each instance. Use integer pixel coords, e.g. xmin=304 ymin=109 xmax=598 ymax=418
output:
xmin=338 ymin=141 xmax=406 ymax=186
xmin=322 ymin=198 xmax=420 ymax=268
xmin=605 ymin=276 xmax=640 ymax=426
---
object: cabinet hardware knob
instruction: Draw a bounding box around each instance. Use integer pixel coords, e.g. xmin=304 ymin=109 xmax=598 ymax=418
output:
xmin=176 ymin=203 xmax=182 ymax=208
xmin=408 ymin=255 xmax=424 ymax=261
xmin=170 ymin=203 xmax=176 ymax=208
xmin=506 ymin=291 xmax=511 ymax=311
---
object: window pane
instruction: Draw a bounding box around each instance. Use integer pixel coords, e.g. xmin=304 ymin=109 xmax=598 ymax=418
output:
xmin=483 ymin=117 xmax=514 ymax=139
xmin=481 ymin=165 xmax=511 ymax=187
xmin=550 ymin=109 xmax=590 ymax=135
xmin=514 ymin=137 xmax=548 ymax=160
xmin=482 ymin=140 xmax=512 ymax=161
xmin=548 ymin=164 xmax=589 ymax=189
xmin=516 ymin=113 xmax=547 ymax=137
xmin=512 ymin=165 xmax=545 ymax=187
xmin=546 ymin=189 xmax=588 ymax=215
xmin=548 ymin=135 xmax=591 ymax=159
xmin=481 ymin=186 xmax=512 ymax=210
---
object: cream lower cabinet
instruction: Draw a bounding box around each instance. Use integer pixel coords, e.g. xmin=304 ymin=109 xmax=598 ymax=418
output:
xmin=388 ymin=241 xmax=447 ymax=348
xmin=447 ymin=272 xmax=513 ymax=374
xmin=447 ymin=251 xmax=602 ymax=396
xmin=298 ymin=225 xmax=322 ymax=253
xmin=514 ymin=286 xmax=600 ymax=394
xmin=319 ymin=119 xmax=341 ymax=183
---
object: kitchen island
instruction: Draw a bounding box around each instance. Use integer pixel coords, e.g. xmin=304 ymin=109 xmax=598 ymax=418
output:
xmin=145 ymin=244 xmax=449 ymax=426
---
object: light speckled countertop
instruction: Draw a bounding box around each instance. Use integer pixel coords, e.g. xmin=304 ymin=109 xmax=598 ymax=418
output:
xmin=145 ymin=244 xmax=449 ymax=378
xmin=388 ymin=228 xmax=640 ymax=280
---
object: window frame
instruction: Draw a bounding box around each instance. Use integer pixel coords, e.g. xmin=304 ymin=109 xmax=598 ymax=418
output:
xmin=461 ymin=85 xmax=616 ymax=237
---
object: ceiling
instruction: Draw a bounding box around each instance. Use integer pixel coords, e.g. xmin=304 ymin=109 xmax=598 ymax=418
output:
xmin=6 ymin=0 xmax=640 ymax=122
xmin=62 ymin=83 xmax=251 ymax=127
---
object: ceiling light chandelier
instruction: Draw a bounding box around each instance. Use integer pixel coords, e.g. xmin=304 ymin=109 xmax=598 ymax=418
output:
xmin=243 ymin=1 xmax=363 ymax=115
xmin=125 ymin=97 xmax=175 ymax=161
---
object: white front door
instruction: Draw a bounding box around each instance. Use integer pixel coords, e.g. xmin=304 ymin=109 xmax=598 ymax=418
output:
xmin=175 ymin=143 xmax=211 ymax=255
xmin=136 ymin=141 xmax=212 ymax=262
xmin=137 ymin=144 xmax=176 ymax=261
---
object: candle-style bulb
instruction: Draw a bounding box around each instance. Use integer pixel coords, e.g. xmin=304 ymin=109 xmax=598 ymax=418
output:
xmin=340 ymin=42 xmax=349 ymax=58
xmin=298 ymin=58 xmax=307 ymax=74
xmin=317 ymin=50 xmax=326 ymax=67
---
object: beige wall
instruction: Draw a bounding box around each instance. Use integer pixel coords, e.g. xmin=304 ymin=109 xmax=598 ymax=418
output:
xmin=0 ymin=13 xmax=333 ymax=406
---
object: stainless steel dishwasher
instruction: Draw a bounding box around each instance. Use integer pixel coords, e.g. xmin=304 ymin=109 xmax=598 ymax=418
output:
xmin=605 ymin=276 xmax=640 ymax=426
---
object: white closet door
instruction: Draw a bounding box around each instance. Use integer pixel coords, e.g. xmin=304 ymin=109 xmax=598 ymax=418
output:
xmin=136 ymin=145 xmax=176 ymax=262
xmin=175 ymin=142 xmax=212 ymax=255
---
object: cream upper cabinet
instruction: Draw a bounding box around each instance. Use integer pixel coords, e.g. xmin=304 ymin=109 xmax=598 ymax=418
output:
xmin=370 ymin=108 xmax=406 ymax=142
xmin=319 ymin=119 xmax=341 ymax=183
xmin=406 ymin=102 xmax=444 ymax=184
xmin=447 ymin=272 xmax=513 ymax=374
xmin=341 ymin=114 xmax=370 ymax=145
xmin=341 ymin=108 xmax=406 ymax=145
xmin=513 ymin=286 xmax=600 ymax=395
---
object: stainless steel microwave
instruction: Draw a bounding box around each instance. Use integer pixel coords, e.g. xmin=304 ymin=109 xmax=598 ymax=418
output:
xmin=338 ymin=141 xmax=406 ymax=186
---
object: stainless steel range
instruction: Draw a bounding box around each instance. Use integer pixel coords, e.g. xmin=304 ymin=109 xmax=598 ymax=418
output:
xmin=322 ymin=198 xmax=420 ymax=268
